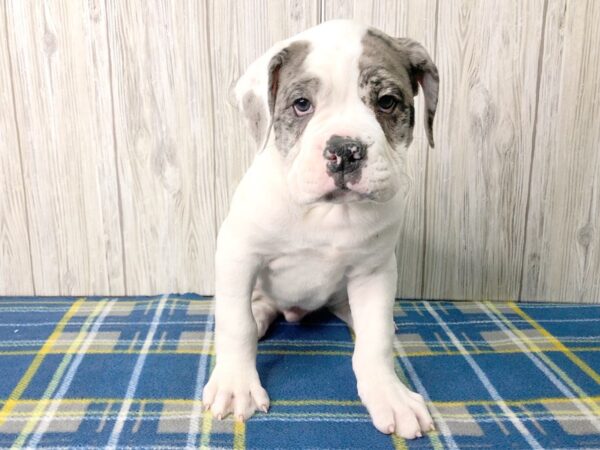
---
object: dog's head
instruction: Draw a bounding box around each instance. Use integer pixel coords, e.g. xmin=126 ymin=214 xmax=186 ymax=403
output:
xmin=236 ymin=20 xmax=438 ymax=204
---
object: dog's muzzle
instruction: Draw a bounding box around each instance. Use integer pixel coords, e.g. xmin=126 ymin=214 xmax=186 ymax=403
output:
xmin=323 ymin=135 xmax=367 ymax=175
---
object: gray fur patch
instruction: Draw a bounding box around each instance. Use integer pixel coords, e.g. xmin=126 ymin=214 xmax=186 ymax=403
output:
xmin=267 ymin=41 xmax=319 ymax=154
xmin=359 ymin=29 xmax=416 ymax=147
xmin=359 ymin=28 xmax=438 ymax=147
xmin=396 ymin=37 xmax=439 ymax=147
xmin=242 ymin=92 xmax=268 ymax=147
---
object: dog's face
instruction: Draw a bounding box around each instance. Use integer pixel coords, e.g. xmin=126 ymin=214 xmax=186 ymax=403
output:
xmin=236 ymin=20 xmax=438 ymax=204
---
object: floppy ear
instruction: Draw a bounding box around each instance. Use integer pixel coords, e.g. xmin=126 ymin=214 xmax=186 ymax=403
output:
xmin=396 ymin=38 xmax=439 ymax=148
xmin=234 ymin=41 xmax=295 ymax=150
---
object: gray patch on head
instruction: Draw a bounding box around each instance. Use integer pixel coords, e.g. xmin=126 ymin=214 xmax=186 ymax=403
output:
xmin=359 ymin=29 xmax=416 ymax=147
xmin=242 ymin=92 xmax=268 ymax=147
xmin=396 ymin=37 xmax=439 ymax=147
xmin=267 ymin=40 xmax=319 ymax=155
xmin=359 ymin=28 xmax=438 ymax=148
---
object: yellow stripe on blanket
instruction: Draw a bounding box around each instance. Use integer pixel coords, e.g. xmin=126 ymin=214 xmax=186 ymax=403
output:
xmin=0 ymin=299 xmax=84 ymax=426
xmin=510 ymin=303 xmax=600 ymax=385
xmin=11 ymin=300 xmax=108 ymax=449
xmin=233 ymin=420 xmax=245 ymax=450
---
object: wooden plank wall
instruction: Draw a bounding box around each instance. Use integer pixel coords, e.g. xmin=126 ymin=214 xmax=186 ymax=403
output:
xmin=0 ymin=0 xmax=34 ymax=294
xmin=0 ymin=0 xmax=598 ymax=303
xmin=5 ymin=0 xmax=124 ymax=295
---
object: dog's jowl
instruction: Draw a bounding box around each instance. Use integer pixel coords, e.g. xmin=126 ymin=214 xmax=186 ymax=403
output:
xmin=203 ymin=20 xmax=439 ymax=439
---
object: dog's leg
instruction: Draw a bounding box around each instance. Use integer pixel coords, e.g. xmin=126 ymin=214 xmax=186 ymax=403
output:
xmin=202 ymin=236 xmax=269 ymax=422
xmin=348 ymin=255 xmax=433 ymax=439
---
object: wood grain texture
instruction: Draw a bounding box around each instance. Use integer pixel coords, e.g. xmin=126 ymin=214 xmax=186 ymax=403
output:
xmin=0 ymin=0 xmax=34 ymax=295
xmin=423 ymin=0 xmax=545 ymax=300
xmin=522 ymin=0 xmax=600 ymax=303
xmin=2 ymin=1 xmax=599 ymax=302
xmin=106 ymin=0 xmax=216 ymax=295
xmin=5 ymin=0 xmax=124 ymax=295
xmin=322 ymin=0 xmax=437 ymax=298
xmin=210 ymin=0 xmax=320 ymax=226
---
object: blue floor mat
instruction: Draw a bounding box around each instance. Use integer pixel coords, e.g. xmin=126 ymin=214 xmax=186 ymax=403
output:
xmin=0 ymin=295 xmax=598 ymax=449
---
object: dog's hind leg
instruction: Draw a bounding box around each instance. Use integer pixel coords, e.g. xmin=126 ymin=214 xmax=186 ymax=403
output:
xmin=328 ymin=290 xmax=354 ymax=329
xmin=251 ymin=286 xmax=280 ymax=339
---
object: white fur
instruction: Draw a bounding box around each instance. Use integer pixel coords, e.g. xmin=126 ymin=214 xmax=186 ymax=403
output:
xmin=203 ymin=20 xmax=434 ymax=439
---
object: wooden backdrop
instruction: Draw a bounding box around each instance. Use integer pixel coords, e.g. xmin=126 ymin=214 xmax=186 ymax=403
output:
xmin=1 ymin=0 xmax=599 ymax=302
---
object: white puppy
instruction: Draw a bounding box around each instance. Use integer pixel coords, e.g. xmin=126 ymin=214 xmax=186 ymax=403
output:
xmin=203 ymin=19 xmax=439 ymax=439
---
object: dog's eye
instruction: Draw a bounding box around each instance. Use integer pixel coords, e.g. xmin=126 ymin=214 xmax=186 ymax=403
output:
xmin=377 ymin=95 xmax=398 ymax=113
xmin=292 ymin=98 xmax=313 ymax=116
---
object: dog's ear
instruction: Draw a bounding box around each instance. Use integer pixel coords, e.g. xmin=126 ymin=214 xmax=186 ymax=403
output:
xmin=234 ymin=41 xmax=295 ymax=151
xmin=396 ymin=38 xmax=439 ymax=148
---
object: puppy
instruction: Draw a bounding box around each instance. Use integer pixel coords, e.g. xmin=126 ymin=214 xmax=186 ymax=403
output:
xmin=203 ymin=19 xmax=439 ymax=439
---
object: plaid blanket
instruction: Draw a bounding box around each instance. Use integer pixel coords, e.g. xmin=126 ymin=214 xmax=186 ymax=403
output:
xmin=0 ymin=295 xmax=598 ymax=449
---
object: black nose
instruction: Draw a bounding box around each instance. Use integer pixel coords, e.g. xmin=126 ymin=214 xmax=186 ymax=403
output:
xmin=323 ymin=136 xmax=367 ymax=174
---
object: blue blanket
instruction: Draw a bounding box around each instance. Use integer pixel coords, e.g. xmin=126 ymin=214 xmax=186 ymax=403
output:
xmin=0 ymin=295 xmax=598 ymax=449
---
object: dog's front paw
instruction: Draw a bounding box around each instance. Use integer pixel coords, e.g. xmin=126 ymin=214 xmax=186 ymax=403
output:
xmin=358 ymin=377 xmax=434 ymax=439
xmin=202 ymin=363 xmax=269 ymax=421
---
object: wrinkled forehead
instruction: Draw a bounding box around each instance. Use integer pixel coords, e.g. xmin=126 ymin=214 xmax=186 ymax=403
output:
xmin=301 ymin=28 xmax=364 ymax=90
xmin=295 ymin=25 xmax=413 ymax=102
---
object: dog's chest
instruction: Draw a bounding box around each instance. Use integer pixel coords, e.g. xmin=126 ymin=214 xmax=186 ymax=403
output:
xmin=257 ymin=210 xmax=397 ymax=309
xmin=259 ymin=246 xmax=352 ymax=309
